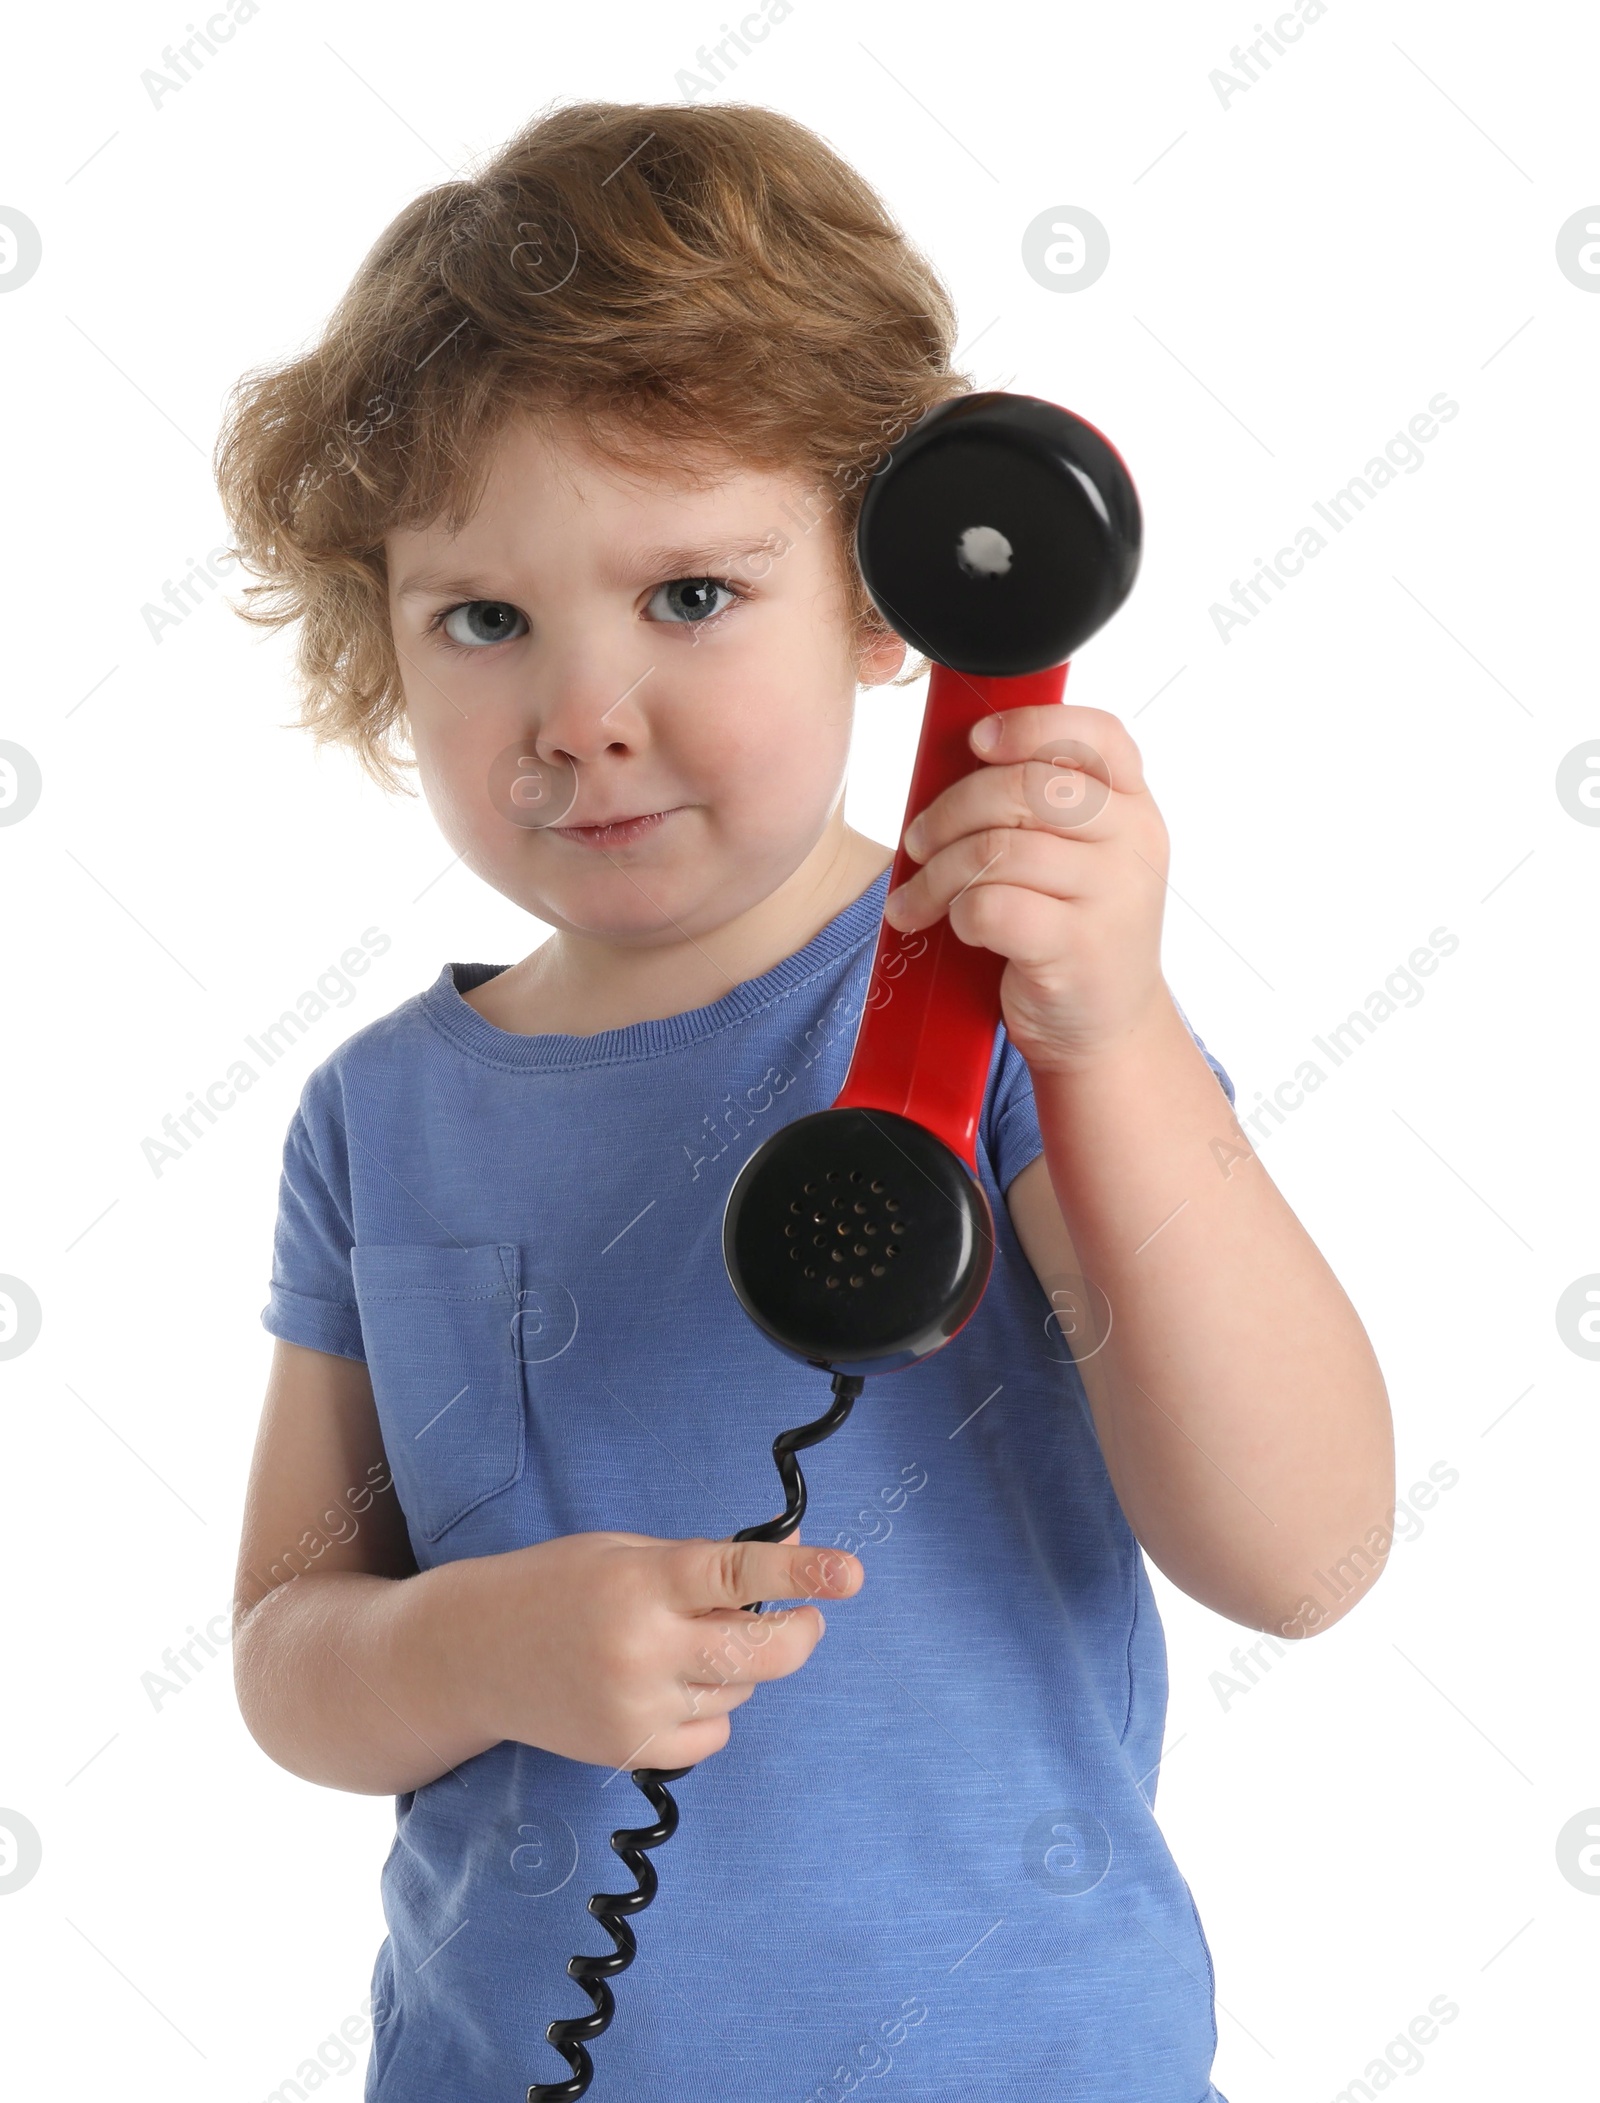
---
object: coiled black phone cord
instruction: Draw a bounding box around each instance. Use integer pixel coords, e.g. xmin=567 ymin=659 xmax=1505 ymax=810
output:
xmin=525 ymin=1369 xmax=865 ymax=2100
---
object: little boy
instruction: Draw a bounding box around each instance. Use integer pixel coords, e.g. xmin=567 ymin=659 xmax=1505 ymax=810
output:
xmin=222 ymin=100 xmax=1393 ymax=2103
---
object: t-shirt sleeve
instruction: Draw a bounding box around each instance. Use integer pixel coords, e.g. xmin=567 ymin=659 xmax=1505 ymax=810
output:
xmin=260 ymin=1071 xmax=367 ymax=1363
xmin=981 ymin=995 xmax=1237 ymax=1197
xmin=981 ymin=1025 xmax=1049 ymax=1198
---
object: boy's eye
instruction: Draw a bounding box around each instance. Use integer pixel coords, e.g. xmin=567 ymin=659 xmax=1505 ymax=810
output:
xmin=646 ymin=577 xmax=739 ymax=625
xmin=439 ymin=600 xmax=528 ymax=648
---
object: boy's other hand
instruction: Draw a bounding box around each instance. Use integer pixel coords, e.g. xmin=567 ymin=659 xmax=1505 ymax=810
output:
xmin=445 ymin=1526 xmax=863 ymax=1773
xmin=882 ymin=701 xmax=1172 ymax=1079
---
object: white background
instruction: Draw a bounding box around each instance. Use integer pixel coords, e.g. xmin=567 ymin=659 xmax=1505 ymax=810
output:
xmin=1 ymin=0 xmax=1595 ymax=2096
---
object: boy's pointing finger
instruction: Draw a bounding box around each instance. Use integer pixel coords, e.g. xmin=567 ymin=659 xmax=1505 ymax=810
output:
xmin=663 ymin=1535 xmax=864 ymax=1615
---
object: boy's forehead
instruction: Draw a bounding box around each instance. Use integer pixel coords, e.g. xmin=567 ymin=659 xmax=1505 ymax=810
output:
xmin=391 ymin=413 xmax=819 ymax=567
xmin=497 ymin=410 xmax=797 ymax=514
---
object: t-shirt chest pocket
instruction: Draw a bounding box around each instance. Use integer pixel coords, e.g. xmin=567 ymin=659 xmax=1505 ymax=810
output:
xmin=350 ymin=1242 xmax=528 ymax=1546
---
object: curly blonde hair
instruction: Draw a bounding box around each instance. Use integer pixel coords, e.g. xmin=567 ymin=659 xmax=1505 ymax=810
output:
xmin=213 ymin=98 xmax=972 ymax=792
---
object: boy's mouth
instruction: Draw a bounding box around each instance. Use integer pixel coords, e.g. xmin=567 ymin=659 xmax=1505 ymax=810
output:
xmin=550 ymin=807 xmax=678 ymax=849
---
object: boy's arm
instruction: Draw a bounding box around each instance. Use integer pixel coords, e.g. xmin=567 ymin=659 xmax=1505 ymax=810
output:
xmin=1004 ymin=997 xmax=1394 ymax=1638
xmin=885 ymin=697 xmax=1394 ymax=1642
xmin=233 ymin=1339 xmax=502 ymax=1793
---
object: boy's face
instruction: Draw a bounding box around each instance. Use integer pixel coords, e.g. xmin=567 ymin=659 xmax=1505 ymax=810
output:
xmin=385 ymin=413 xmax=904 ymax=945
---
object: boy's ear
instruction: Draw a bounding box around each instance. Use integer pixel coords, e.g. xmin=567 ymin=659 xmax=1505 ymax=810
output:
xmin=855 ymin=620 xmax=907 ymax=688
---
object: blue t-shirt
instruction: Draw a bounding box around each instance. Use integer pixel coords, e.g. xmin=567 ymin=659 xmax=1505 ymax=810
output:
xmin=261 ymin=866 xmax=1236 ymax=2103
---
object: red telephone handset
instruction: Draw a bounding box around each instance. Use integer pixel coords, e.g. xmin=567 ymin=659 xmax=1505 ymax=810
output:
xmin=723 ymin=392 xmax=1141 ymax=1377
xmin=832 ymin=658 xmax=1069 ymax=1163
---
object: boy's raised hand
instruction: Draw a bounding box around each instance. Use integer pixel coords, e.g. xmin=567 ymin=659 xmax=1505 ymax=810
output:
xmin=882 ymin=702 xmax=1170 ymax=1079
xmin=449 ymin=1526 xmax=863 ymax=1773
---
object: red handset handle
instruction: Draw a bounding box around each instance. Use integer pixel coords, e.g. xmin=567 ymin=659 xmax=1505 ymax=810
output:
xmin=834 ymin=658 xmax=1069 ymax=1169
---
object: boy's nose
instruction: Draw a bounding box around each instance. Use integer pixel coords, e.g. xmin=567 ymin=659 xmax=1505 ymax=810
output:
xmin=524 ymin=656 xmax=657 ymax=765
